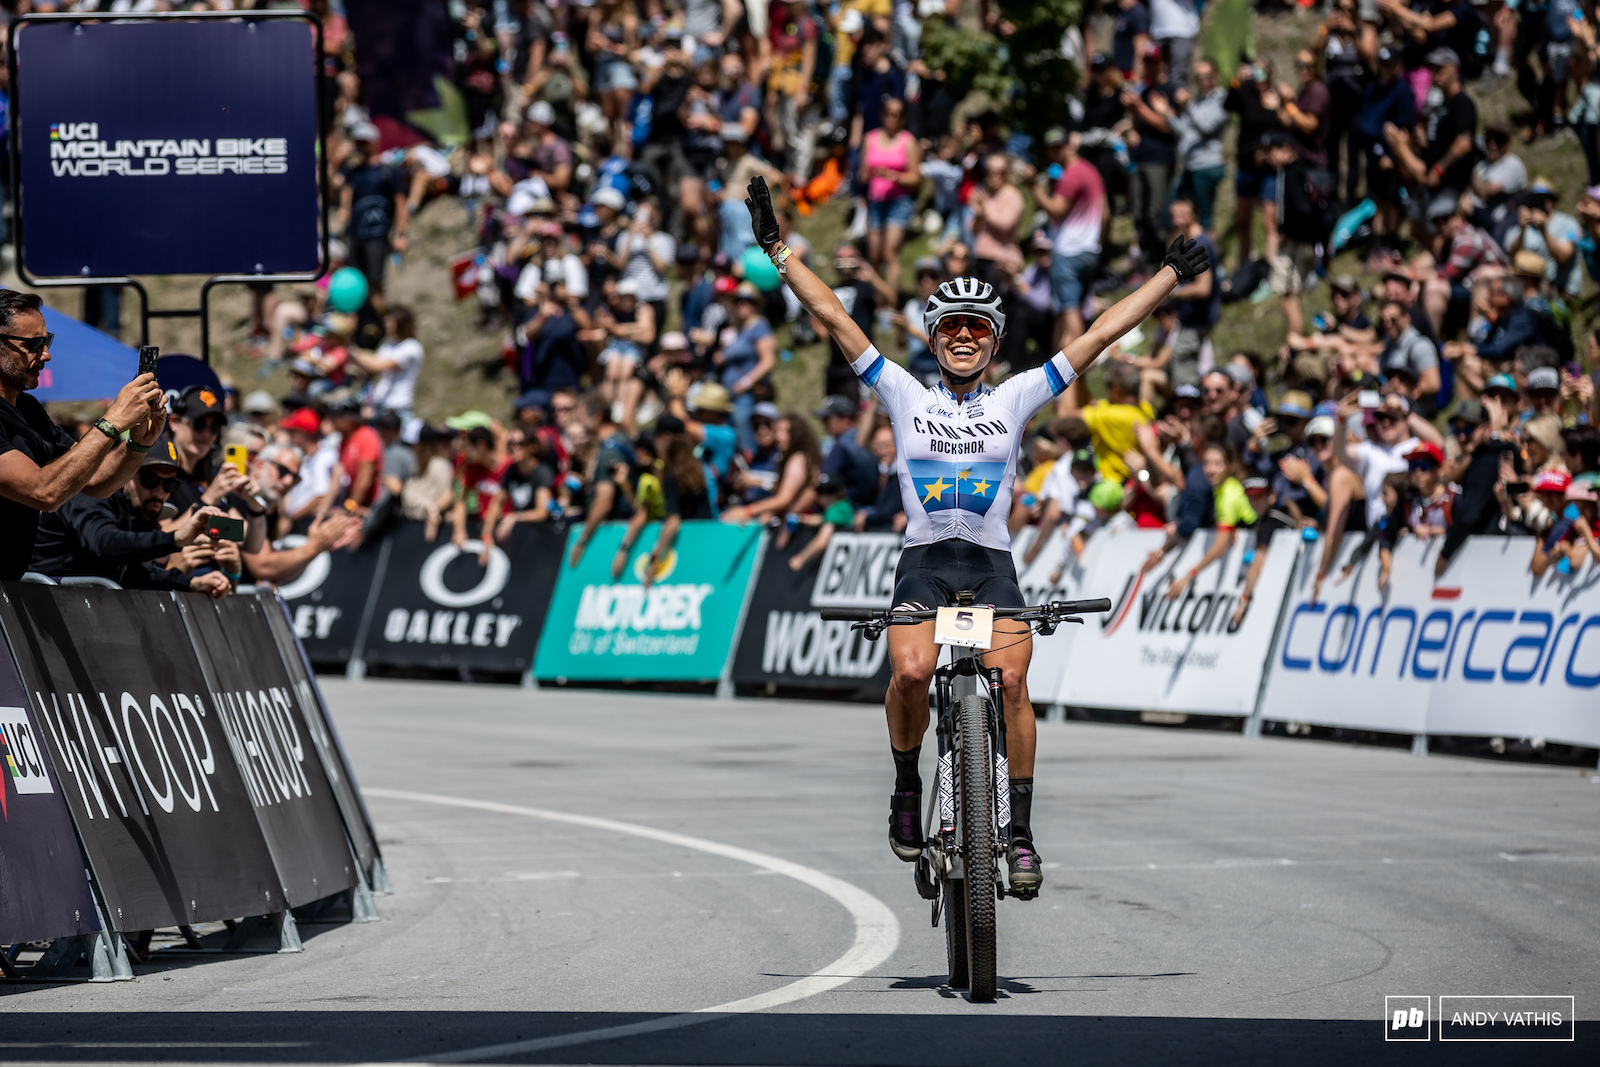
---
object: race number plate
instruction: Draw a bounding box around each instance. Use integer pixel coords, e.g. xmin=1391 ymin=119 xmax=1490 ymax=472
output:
xmin=934 ymin=606 xmax=994 ymax=650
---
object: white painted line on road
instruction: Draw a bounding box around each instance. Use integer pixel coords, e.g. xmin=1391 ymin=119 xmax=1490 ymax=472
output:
xmin=362 ymin=787 xmax=901 ymax=1065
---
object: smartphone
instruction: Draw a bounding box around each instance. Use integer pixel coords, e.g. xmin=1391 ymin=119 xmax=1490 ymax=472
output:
xmin=1358 ymin=390 xmax=1382 ymax=409
xmin=1505 ymin=481 xmax=1531 ymax=497
xmin=223 ymin=444 xmax=249 ymax=476
xmin=206 ymin=515 xmax=246 ymax=542
xmin=553 ymin=32 xmax=569 ymax=53
xmin=138 ymin=345 xmax=159 ymax=378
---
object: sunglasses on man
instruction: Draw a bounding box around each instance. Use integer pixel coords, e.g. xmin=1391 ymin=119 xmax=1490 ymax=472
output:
xmin=0 ymin=333 xmax=55 ymax=355
xmin=934 ymin=314 xmax=995 ymax=340
xmin=273 ymin=461 xmax=301 ymax=486
xmin=137 ymin=470 xmax=180 ymax=493
xmin=1409 ymin=459 xmax=1439 ymax=472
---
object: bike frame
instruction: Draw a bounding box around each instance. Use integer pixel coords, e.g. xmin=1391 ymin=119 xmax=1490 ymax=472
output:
xmin=925 ymin=641 xmax=1007 ymax=897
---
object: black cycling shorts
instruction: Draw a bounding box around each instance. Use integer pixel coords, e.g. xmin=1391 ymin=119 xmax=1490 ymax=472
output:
xmin=892 ymin=539 xmax=1026 ymax=612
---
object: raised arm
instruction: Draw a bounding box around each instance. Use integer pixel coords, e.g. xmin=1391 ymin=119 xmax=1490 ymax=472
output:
xmin=745 ymin=176 xmax=871 ymax=360
xmin=1059 ymin=237 xmax=1210 ymax=378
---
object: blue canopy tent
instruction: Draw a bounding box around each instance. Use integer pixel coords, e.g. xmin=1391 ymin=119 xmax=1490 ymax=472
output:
xmin=31 ymin=305 xmax=137 ymax=403
xmin=29 ymin=307 xmax=223 ymax=405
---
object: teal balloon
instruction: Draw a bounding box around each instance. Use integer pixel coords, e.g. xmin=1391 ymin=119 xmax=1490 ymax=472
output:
xmin=740 ymin=246 xmax=781 ymax=292
xmin=328 ymin=267 xmax=369 ymax=313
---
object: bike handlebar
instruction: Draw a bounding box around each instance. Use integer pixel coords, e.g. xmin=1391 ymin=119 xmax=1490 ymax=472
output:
xmin=819 ymin=599 xmax=1112 ymax=624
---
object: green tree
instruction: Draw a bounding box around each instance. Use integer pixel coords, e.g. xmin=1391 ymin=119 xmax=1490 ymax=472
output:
xmin=995 ymin=0 xmax=1083 ymax=149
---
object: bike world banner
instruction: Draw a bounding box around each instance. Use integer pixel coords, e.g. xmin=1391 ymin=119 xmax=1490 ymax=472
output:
xmin=175 ymin=595 xmax=358 ymax=907
xmin=1052 ymin=526 xmax=1302 ymax=716
xmin=1010 ymin=526 xmax=1089 ymax=704
xmin=1262 ymin=536 xmax=1600 ymax=746
xmin=0 ymin=585 xmax=282 ymax=932
xmin=15 ymin=17 xmax=321 ymax=277
xmin=535 ymin=521 xmax=762 ymax=683
xmin=0 ymin=628 xmax=100 ymax=945
xmin=731 ymin=528 xmax=897 ymax=691
xmin=277 ymin=539 xmax=387 ymax=669
xmin=256 ymin=591 xmax=381 ymax=875
xmin=363 ymin=521 xmax=565 ymax=674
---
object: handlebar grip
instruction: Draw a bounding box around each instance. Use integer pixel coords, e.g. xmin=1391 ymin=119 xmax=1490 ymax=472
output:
xmin=1055 ymin=598 xmax=1112 ymax=615
xmin=819 ymin=608 xmax=879 ymax=622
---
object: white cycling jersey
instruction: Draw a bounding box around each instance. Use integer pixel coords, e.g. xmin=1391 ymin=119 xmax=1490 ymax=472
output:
xmin=850 ymin=344 xmax=1079 ymax=551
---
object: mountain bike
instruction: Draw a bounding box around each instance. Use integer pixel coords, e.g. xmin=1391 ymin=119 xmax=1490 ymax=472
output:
xmin=821 ymin=593 xmax=1110 ymax=1002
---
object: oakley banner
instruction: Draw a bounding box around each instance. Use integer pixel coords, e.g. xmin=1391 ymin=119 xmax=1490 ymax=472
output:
xmin=15 ymin=17 xmax=321 ymax=277
xmin=0 ymin=584 xmax=281 ymax=932
xmin=1263 ymin=536 xmax=1600 ymax=746
xmin=257 ymin=591 xmax=380 ymax=874
xmin=176 ymin=595 xmax=358 ymax=906
xmin=0 ymin=626 xmax=100 ymax=945
xmin=277 ymin=540 xmax=387 ymax=668
xmin=731 ymin=528 xmax=897 ymax=691
xmin=1051 ymin=526 xmax=1302 ymax=716
xmin=363 ymin=521 xmax=564 ymax=674
xmin=535 ymin=521 xmax=763 ymax=683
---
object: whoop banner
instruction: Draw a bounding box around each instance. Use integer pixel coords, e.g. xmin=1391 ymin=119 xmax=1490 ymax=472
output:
xmin=176 ymin=595 xmax=358 ymax=906
xmin=0 ymin=624 xmax=100 ymax=946
xmin=364 ymin=522 xmax=564 ymax=674
xmin=1263 ymin=536 xmax=1600 ymax=746
xmin=0 ymin=585 xmax=283 ymax=931
xmin=14 ymin=17 xmax=321 ymax=277
xmin=731 ymin=528 xmax=897 ymax=690
xmin=1052 ymin=526 xmax=1301 ymax=716
xmin=535 ymin=521 xmax=762 ymax=682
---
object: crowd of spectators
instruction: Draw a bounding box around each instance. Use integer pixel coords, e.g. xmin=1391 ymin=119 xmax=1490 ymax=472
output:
xmin=4 ymin=0 xmax=1600 ymax=600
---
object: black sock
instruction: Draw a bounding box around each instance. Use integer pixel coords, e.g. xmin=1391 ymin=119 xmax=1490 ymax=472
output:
xmin=892 ymin=745 xmax=922 ymax=792
xmin=1009 ymin=777 xmax=1034 ymax=843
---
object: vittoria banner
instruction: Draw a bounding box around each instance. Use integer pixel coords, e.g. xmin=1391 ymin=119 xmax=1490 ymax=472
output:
xmin=0 ymin=622 xmax=100 ymax=945
xmin=731 ymin=528 xmax=897 ymax=691
xmin=14 ymin=17 xmax=322 ymax=277
xmin=0 ymin=584 xmax=285 ymax=931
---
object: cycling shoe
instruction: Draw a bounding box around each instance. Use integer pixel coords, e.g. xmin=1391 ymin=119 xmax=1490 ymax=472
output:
xmin=1007 ymin=839 xmax=1043 ymax=897
xmin=889 ymin=790 xmax=922 ymax=861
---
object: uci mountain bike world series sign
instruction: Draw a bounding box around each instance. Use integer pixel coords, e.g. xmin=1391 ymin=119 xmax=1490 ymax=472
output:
xmin=13 ymin=17 xmax=321 ymax=277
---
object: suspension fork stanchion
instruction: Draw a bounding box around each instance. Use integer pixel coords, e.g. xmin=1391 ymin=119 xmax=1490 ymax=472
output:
xmin=934 ymin=668 xmax=956 ymax=840
xmin=988 ymin=665 xmax=1010 ymax=849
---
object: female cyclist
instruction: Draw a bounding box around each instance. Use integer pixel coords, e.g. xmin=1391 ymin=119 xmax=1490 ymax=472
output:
xmin=744 ymin=176 xmax=1210 ymax=892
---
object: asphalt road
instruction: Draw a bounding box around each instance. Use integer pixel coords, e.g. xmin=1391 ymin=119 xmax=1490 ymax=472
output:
xmin=4 ymin=679 xmax=1599 ymax=1066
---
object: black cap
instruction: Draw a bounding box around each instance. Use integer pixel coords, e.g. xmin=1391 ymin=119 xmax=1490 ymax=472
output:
xmin=329 ymin=397 xmax=364 ymax=419
xmin=173 ymin=384 xmax=225 ymax=420
xmin=654 ymin=413 xmax=687 ymax=436
xmin=139 ymin=431 xmax=183 ymax=470
xmin=816 ymin=472 xmax=845 ymax=494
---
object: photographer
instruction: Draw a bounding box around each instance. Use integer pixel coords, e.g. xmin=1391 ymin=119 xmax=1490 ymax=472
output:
xmin=241 ymin=442 xmax=354 ymax=587
xmin=166 ymin=383 xmax=270 ymax=554
xmin=0 ymin=290 xmax=167 ymax=580
xmin=30 ymin=433 xmax=232 ymax=596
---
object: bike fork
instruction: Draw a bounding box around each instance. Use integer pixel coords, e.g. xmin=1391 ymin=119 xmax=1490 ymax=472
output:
xmin=989 ymin=665 xmax=1010 ymax=849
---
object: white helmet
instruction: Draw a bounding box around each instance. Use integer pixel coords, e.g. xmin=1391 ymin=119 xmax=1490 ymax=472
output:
xmin=923 ymin=276 xmax=1006 ymax=341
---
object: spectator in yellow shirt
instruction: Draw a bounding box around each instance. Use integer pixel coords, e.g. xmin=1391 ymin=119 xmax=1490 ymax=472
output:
xmin=1063 ymin=360 xmax=1153 ymax=484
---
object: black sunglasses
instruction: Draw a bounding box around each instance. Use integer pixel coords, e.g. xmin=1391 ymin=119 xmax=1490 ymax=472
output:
xmin=273 ymin=461 xmax=302 ymax=486
xmin=0 ymin=332 xmax=54 ymax=355
xmin=189 ymin=415 xmax=225 ymax=434
xmin=1409 ymin=459 xmax=1439 ymax=472
xmin=137 ymin=469 xmax=179 ymax=493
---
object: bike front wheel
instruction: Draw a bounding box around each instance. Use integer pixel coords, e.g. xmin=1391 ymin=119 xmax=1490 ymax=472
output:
xmin=957 ymin=692 xmax=998 ymax=1001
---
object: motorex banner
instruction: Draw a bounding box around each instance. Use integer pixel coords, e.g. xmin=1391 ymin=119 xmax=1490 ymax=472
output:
xmin=15 ymin=17 xmax=321 ymax=277
xmin=1053 ymin=526 xmax=1302 ymax=716
xmin=1263 ymin=536 xmax=1600 ymax=746
xmin=535 ymin=521 xmax=762 ymax=683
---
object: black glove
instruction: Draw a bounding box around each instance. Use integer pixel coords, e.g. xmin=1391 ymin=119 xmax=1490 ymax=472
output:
xmin=744 ymin=175 xmax=781 ymax=252
xmin=1163 ymin=235 xmax=1211 ymax=283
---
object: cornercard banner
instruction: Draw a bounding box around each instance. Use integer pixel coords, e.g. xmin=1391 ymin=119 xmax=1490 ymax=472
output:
xmin=535 ymin=521 xmax=762 ymax=683
xmin=0 ymin=626 xmax=100 ymax=945
xmin=363 ymin=522 xmax=564 ymax=674
xmin=277 ymin=540 xmax=387 ymax=668
xmin=0 ymin=584 xmax=282 ymax=932
xmin=1262 ymin=536 xmax=1600 ymax=746
xmin=731 ymin=528 xmax=896 ymax=690
xmin=15 ymin=17 xmax=321 ymax=277
xmin=1053 ymin=527 xmax=1302 ymax=716
xmin=176 ymin=595 xmax=358 ymax=906
xmin=257 ymin=591 xmax=380 ymax=874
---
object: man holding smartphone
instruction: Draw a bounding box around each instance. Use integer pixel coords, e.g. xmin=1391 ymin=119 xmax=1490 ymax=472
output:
xmin=0 ymin=290 xmax=167 ymax=580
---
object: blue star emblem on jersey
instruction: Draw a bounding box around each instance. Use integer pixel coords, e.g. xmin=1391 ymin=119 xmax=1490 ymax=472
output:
xmin=907 ymin=460 xmax=1007 ymax=516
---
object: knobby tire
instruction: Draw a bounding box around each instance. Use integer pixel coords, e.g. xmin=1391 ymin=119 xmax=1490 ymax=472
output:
xmin=957 ymin=692 xmax=998 ymax=1001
